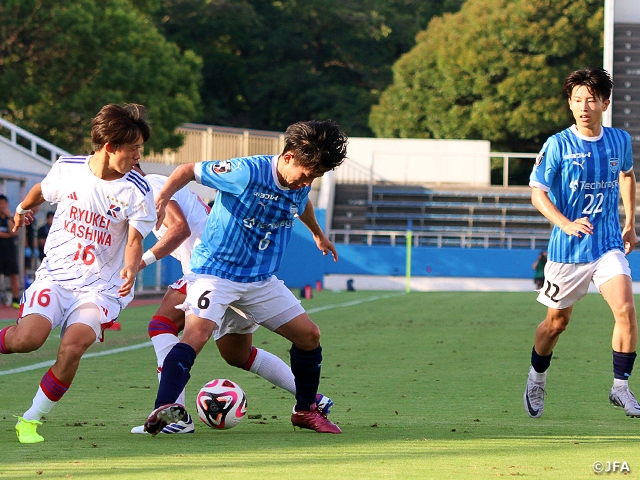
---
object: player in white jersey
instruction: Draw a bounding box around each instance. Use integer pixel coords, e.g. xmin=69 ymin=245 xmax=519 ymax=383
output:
xmin=129 ymin=166 xmax=333 ymax=434
xmin=1 ymin=104 xmax=156 ymax=443
xmin=142 ymin=120 xmax=347 ymax=435
xmin=524 ymin=68 xmax=640 ymax=419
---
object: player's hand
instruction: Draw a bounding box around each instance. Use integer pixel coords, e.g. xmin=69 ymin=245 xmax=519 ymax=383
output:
xmin=314 ymin=234 xmax=338 ymax=262
xmin=12 ymin=210 xmax=34 ymax=232
xmin=622 ymin=226 xmax=638 ymax=255
xmin=562 ymin=217 xmax=592 ymax=238
xmin=118 ymin=266 xmax=136 ymax=297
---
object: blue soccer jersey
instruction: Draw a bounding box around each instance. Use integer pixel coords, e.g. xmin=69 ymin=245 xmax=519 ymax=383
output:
xmin=190 ymin=155 xmax=310 ymax=282
xmin=530 ymin=125 xmax=633 ymax=263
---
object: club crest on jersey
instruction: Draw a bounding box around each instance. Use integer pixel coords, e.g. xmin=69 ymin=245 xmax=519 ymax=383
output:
xmin=534 ymin=151 xmax=545 ymax=167
xmin=213 ymin=160 xmax=232 ymax=174
xmin=106 ymin=204 xmax=121 ymax=218
xmin=610 ymin=158 xmax=619 ymax=173
xmin=290 ymin=205 xmax=299 ymax=216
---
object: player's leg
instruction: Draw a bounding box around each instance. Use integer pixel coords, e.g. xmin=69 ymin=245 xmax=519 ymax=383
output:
xmin=9 ymin=273 xmax=20 ymax=308
xmin=131 ymin=285 xmax=192 ymax=434
xmin=0 ymin=314 xmax=51 ymax=354
xmin=217 ymin=332 xmax=297 ymax=394
xmin=599 ymin=271 xmax=640 ymax=416
xmin=274 ymin=314 xmax=340 ymax=433
xmin=215 ymin=307 xmax=296 ymax=394
xmin=16 ymin=304 xmax=101 ymax=444
xmin=145 ymin=275 xmax=228 ymax=436
xmin=525 ymin=260 xmax=591 ymax=418
xmin=148 ymin=285 xmax=187 ymax=403
xmin=238 ymin=277 xmax=340 ymax=433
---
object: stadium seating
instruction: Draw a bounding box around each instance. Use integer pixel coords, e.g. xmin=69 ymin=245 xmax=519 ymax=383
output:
xmin=330 ymin=184 xmax=552 ymax=249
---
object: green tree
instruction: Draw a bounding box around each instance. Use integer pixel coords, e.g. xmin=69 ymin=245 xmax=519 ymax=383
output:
xmin=153 ymin=0 xmax=464 ymax=136
xmin=0 ymin=0 xmax=201 ymax=153
xmin=370 ymin=0 xmax=603 ymax=152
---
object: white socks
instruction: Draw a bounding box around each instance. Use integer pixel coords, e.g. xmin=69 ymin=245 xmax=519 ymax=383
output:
xmin=249 ymin=348 xmax=296 ymax=395
xmin=23 ymin=387 xmax=56 ymax=421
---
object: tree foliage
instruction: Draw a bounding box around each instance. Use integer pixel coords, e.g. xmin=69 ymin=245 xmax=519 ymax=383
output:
xmin=153 ymin=0 xmax=464 ymax=136
xmin=369 ymin=0 xmax=604 ymax=151
xmin=0 ymin=0 xmax=201 ymax=153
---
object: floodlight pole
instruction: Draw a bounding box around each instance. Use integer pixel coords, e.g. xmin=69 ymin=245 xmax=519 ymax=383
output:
xmin=603 ymin=0 xmax=614 ymax=127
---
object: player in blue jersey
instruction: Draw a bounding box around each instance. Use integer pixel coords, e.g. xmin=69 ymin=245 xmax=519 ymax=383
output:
xmin=524 ymin=68 xmax=640 ymax=418
xmin=143 ymin=120 xmax=348 ymax=435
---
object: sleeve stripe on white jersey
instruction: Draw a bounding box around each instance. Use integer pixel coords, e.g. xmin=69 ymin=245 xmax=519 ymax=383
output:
xmin=127 ymin=171 xmax=151 ymax=195
xmin=58 ymin=159 xmax=85 ymax=164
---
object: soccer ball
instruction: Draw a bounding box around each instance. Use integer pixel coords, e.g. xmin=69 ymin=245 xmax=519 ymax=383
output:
xmin=196 ymin=379 xmax=247 ymax=430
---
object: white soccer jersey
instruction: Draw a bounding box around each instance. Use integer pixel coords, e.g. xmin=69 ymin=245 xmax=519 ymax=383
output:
xmin=38 ymin=156 xmax=156 ymax=302
xmin=145 ymin=174 xmax=210 ymax=274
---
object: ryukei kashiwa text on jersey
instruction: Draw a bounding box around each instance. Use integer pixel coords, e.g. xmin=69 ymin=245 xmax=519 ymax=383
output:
xmin=145 ymin=174 xmax=210 ymax=275
xmin=192 ymin=155 xmax=310 ymax=282
xmin=39 ymin=156 xmax=156 ymax=300
xmin=530 ymin=125 xmax=633 ymax=263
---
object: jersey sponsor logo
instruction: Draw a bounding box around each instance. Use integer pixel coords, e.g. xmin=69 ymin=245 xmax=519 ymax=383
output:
xmin=68 ymin=192 xmax=78 ymax=200
xmin=563 ymin=152 xmax=591 ymax=160
xmin=242 ymin=217 xmax=293 ymax=230
xmin=213 ymin=160 xmax=232 ymax=174
xmin=253 ymin=192 xmax=279 ymax=201
xmin=610 ymin=158 xmax=619 ymax=173
xmin=534 ymin=151 xmax=545 ymax=167
xmin=106 ymin=204 xmax=121 ymax=218
xmin=570 ymin=179 xmax=619 ymax=192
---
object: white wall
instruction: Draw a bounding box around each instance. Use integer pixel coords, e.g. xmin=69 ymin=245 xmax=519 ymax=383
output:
xmin=338 ymin=138 xmax=491 ymax=186
xmin=616 ymin=0 xmax=640 ymax=23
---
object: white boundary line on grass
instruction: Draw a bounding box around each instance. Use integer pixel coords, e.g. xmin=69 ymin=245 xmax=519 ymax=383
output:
xmin=0 ymin=292 xmax=404 ymax=376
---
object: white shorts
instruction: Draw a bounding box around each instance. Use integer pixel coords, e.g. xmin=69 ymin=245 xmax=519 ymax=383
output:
xmin=20 ymin=278 xmax=122 ymax=342
xmin=183 ymin=274 xmax=305 ymax=336
xmin=536 ymin=249 xmax=631 ymax=309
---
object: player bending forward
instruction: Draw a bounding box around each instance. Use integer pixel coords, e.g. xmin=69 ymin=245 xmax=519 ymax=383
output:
xmin=142 ymin=119 xmax=347 ymax=435
xmin=525 ymin=67 xmax=640 ymax=418
xmin=1 ymin=104 xmax=156 ymax=443
xmin=129 ymin=165 xmax=333 ymax=434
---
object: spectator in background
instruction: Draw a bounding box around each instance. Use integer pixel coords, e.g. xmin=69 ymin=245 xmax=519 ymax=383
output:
xmin=24 ymin=205 xmax=39 ymax=272
xmin=532 ymin=251 xmax=547 ymax=290
xmin=37 ymin=211 xmax=54 ymax=262
xmin=0 ymin=194 xmax=21 ymax=308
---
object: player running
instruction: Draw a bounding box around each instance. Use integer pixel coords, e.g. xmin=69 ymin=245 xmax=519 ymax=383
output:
xmin=129 ymin=166 xmax=333 ymax=434
xmin=524 ymin=68 xmax=640 ymax=418
xmin=2 ymin=104 xmax=156 ymax=443
xmin=142 ymin=119 xmax=347 ymax=435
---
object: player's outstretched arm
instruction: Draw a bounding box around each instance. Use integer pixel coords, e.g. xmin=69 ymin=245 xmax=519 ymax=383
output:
xmin=139 ymin=200 xmax=190 ymax=271
xmin=531 ymin=187 xmax=593 ymax=238
xmin=298 ymin=200 xmax=338 ymax=262
xmin=619 ymin=169 xmax=637 ymax=254
xmin=156 ymin=163 xmax=196 ymax=229
xmin=12 ymin=183 xmax=45 ymax=232
xmin=120 ymin=226 xmax=144 ymax=297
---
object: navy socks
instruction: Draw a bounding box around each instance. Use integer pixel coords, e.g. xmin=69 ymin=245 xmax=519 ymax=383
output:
xmin=290 ymin=345 xmax=322 ymax=411
xmin=154 ymin=343 xmax=196 ymax=408
xmin=531 ymin=346 xmax=553 ymax=373
xmin=613 ymin=350 xmax=637 ymax=380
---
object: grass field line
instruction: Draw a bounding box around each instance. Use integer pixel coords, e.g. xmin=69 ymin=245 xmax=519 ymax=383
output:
xmin=0 ymin=292 xmax=403 ymax=377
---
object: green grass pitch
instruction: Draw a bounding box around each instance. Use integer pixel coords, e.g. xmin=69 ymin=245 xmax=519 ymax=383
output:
xmin=1 ymin=290 xmax=639 ymax=479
